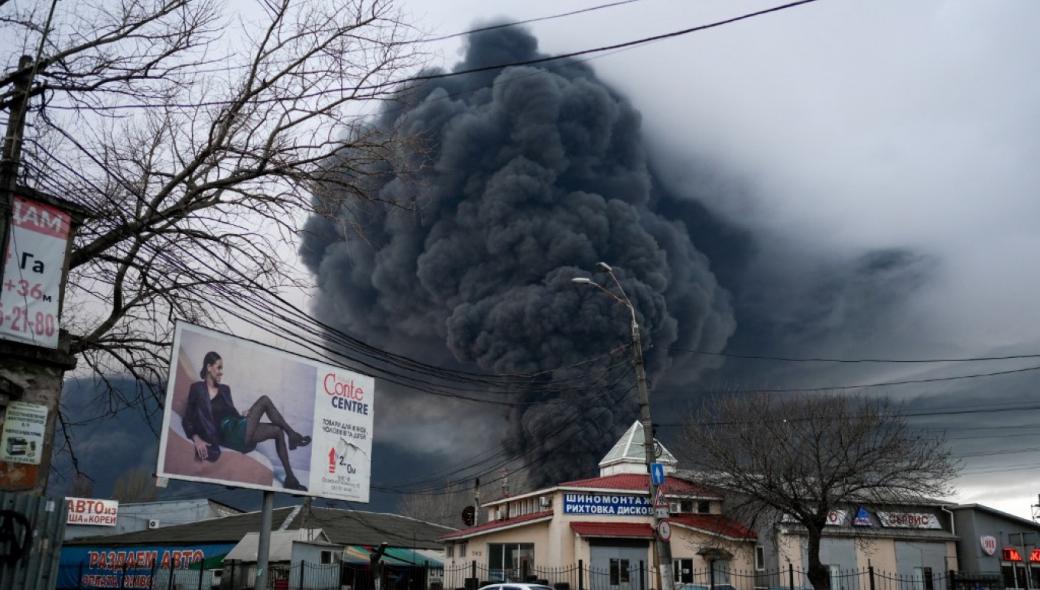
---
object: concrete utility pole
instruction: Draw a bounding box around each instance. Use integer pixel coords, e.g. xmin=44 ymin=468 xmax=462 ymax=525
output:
xmin=573 ymin=263 xmax=673 ymax=590
xmin=0 ymin=5 xmax=81 ymax=494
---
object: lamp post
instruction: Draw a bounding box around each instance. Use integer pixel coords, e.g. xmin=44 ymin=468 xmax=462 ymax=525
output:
xmin=573 ymin=262 xmax=674 ymax=590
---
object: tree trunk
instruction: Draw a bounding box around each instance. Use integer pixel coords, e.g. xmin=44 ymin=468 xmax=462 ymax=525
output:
xmin=805 ymin=527 xmax=831 ymax=590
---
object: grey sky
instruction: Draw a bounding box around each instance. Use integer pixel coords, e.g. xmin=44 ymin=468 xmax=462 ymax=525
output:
xmin=384 ymin=0 xmax=1040 ymax=516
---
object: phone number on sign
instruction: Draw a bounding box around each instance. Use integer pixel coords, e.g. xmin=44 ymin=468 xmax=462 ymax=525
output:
xmin=0 ymin=304 xmax=56 ymax=336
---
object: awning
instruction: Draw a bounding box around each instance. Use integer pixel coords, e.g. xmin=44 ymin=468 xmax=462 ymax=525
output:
xmin=340 ymin=546 xmax=444 ymax=568
xmin=226 ymin=529 xmax=330 ymax=562
xmin=569 ymin=522 xmax=655 ymax=539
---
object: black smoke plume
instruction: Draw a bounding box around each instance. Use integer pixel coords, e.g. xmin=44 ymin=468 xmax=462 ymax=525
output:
xmin=301 ymin=26 xmax=736 ymax=487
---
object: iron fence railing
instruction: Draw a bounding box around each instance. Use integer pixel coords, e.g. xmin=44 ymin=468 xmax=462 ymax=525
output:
xmin=55 ymin=561 xmax=1016 ymax=590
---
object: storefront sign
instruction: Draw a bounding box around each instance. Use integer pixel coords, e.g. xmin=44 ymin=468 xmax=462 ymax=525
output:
xmin=59 ymin=543 xmax=233 ymax=589
xmin=877 ymin=512 xmax=941 ymax=529
xmin=0 ymin=401 xmax=48 ymax=464
xmin=563 ymin=493 xmax=652 ymax=516
xmin=782 ymin=509 xmax=847 ymax=526
xmin=980 ymin=536 xmax=997 ymax=556
xmin=853 ymin=507 xmax=872 ymax=526
xmin=0 ymin=195 xmax=71 ymax=348
xmin=67 ymin=498 xmax=119 ymax=527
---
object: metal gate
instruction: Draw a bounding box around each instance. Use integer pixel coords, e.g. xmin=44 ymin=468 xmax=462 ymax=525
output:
xmin=0 ymin=491 xmax=66 ymax=590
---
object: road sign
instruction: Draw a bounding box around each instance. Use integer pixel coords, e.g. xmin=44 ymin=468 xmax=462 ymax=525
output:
xmin=657 ymin=520 xmax=671 ymax=541
xmin=655 ymin=507 xmax=670 ymax=519
xmin=650 ymin=463 xmax=666 ymax=486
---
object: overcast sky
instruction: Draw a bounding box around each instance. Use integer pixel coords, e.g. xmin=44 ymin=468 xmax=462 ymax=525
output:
xmin=22 ymin=0 xmax=1040 ymax=518
xmin=372 ymin=0 xmax=1040 ymax=517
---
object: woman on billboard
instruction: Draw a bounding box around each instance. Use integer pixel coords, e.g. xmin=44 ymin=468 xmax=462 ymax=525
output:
xmin=183 ymin=351 xmax=311 ymax=491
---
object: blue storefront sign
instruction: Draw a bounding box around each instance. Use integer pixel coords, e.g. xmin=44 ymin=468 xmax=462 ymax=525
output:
xmin=563 ymin=493 xmax=652 ymax=516
xmin=58 ymin=543 xmax=234 ymax=589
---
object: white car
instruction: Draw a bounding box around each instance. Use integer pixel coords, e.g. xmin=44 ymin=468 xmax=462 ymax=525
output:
xmin=479 ymin=584 xmax=555 ymax=590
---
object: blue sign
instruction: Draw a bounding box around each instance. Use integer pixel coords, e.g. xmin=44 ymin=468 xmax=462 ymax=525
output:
xmin=563 ymin=493 xmax=652 ymax=516
xmin=854 ymin=506 xmax=873 ymax=527
xmin=650 ymin=463 xmax=666 ymax=486
xmin=59 ymin=543 xmax=234 ymax=589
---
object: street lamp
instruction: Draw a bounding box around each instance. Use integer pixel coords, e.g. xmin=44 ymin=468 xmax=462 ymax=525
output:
xmin=572 ymin=263 xmax=674 ymax=590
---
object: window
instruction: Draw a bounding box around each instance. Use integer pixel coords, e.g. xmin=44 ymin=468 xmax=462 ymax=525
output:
xmin=460 ymin=542 xmax=467 ymax=558
xmin=320 ymin=550 xmax=335 ymax=565
xmin=447 ymin=544 xmax=454 ymax=558
xmin=680 ymin=500 xmax=694 ymax=513
xmin=610 ymin=559 xmax=631 ymax=586
xmin=674 ymin=559 xmax=693 ymax=584
xmin=755 ymin=546 xmax=766 ymax=571
xmin=488 ymin=543 xmax=535 ymax=582
xmin=697 ymin=501 xmax=711 ymax=514
xmin=1003 ymin=563 xmax=1028 ymax=589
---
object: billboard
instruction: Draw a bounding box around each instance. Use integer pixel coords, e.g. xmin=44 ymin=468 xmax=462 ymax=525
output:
xmin=58 ymin=543 xmax=233 ymax=589
xmin=67 ymin=497 xmax=119 ymax=527
xmin=0 ymin=195 xmax=71 ymax=348
xmin=156 ymin=323 xmax=374 ymax=501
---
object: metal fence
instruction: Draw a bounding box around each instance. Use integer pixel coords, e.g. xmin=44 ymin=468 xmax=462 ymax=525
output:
xmin=56 ymin=560 xmax=443 ymax=590
xmin=440 ymin=563 xmax=1008 ymax=590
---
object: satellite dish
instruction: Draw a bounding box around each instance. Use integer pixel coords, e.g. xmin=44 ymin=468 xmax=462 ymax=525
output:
xmin=462 ymin=505 xmax=476 ymax=527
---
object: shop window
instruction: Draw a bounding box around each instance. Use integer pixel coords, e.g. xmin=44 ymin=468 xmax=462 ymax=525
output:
xmin=1030 ymin=565 xmax=1040 ymax=590
xmin=755 ymin=546 xmax=765 ymax=571
xmin=697 ymin=501 xmax=711 ymax=514
xmin=674 ymin=559 xmax=694 ymax=584
xmin=1002 ymin=563 xmax=1028 ymax=589
xmin=488 ymin=543 xmax=534 ymax=582
xmin=680 ymin=500 xmax=694 ymax=513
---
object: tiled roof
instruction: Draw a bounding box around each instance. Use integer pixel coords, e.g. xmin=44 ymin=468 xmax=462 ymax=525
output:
xmin=441 ymin=510 xmax=553 ymax=541
xmin=66 ymin=506 xmax=454 ymax=549
xmin=669 ymin=514 xmax=756 ymax=541
xmin=570 ymin=522 xmax=655 ymax=539
xmin=560 ymin=474 xmax=720 ymax=497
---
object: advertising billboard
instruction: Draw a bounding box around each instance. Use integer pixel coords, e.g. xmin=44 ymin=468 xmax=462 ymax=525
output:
xmin=58 ymin=543 xmax=233 ymax=589
xmin=67 ymin=497 xmax=119 ymax=527
xmin=156 ymin=322 xmax=374 ymax=501
xmin=0 ymin=195 xmax=71 ymax=348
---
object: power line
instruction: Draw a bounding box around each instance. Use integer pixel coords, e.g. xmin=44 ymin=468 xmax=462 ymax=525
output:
xmin=420 ymin=0 xmax=644 ymax=43
xmin=672 ymin=348 xmax=1040 ymax=364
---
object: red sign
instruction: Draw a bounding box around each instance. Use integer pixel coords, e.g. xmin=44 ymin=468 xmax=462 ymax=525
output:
xmin=1030 ymin=549 xmax=1040 ymax=563
xmin=1003 ymin=547 xmax=1022 ymax=562
xmin=67 ymin=497 xmax=119 ymax=527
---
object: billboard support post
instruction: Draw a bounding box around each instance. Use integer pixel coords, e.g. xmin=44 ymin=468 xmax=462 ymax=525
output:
xmin=255 ymin=490 xmax=274 ymax=590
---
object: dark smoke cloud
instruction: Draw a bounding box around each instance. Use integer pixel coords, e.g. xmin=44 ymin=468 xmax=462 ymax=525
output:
xmin=301 ymin=26 xmax=736 ymax=486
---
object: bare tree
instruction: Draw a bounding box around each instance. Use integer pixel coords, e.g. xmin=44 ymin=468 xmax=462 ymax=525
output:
xmin=1 ymin=1 xmax=418 ymax=423
xmin=679 ymin=393 xmax=957 ymax=590
xmin=69 ymin=472 xmax=94 ymax=497
xmin=111 ymin=467 xmax=158 ymax=503
xmin=397 ymin=481 xmax=482 ymax=528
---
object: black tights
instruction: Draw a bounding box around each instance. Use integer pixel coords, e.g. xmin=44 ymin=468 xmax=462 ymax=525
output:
xmin=244 ymin=395 xmax=299 ymax=481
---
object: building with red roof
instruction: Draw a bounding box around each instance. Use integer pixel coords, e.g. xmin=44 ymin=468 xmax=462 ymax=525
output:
xmin=441 ymin=422 xmax=756 ymax=590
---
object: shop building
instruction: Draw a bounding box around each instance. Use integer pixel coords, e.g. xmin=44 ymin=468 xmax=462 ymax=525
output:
xmin=950 ymin=504 xmax=1040 ymax=588
xmin=753 ymin=501 xmax=959 ymax=589
xmin=441 ymin=422 xmax=756 ymax=590
xmin=60 ymin=504 xmax=451 ymax=589
xmin=64 ymin=497 xmax=243 ymax=540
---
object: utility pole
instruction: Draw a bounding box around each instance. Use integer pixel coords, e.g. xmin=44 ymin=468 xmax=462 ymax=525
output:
xmin=0 ymin=7 xmax=82 ymax=494
xmin=0 ymin=54 xmax=34 ymax=282
xmin=573 ymin=263 xmax=673 ymax=590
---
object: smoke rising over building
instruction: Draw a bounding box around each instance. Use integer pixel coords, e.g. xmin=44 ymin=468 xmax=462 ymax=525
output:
xmin=300 ymin=26 xmax=737 ymax=486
